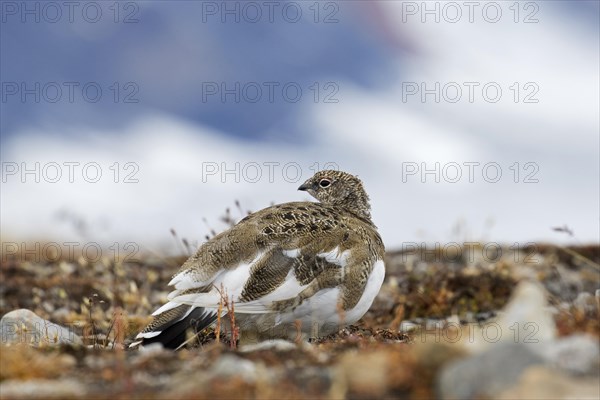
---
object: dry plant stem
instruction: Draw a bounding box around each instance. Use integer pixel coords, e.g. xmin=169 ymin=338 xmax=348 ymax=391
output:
xmin=174 ymin=325 xmax=205 ymax=351
xmin=112 ymin=308 xmax=126 ymax=349
xmin=294 ymin=320 xmax=303 ymax=345
xmin=176 ymin=283 xmax=240 ymax=350
xmin=556 ymin=245 xmax=600 ymax=271
xmin=182 ymin=238 xmax=192 ymax=257
xmin=229 ymin=301 xmax=238 ymax=349
xmin=88 ymin=296 xmax=97 ymax=349
xmin=213 ymin=283 xmax=239 ymax=348
xmin=170 ymin=228 xmax=191 ymax=257
xmin=113 ymin=308 xmax=128 ymax=391
xmin=215 ymin=284 xmax=225 ymax=342
xmin=390 ymin=304 xmax=405 ymax=332
xmin=104 ymin=313 xmax=117 ymax=348
xmin=336 ymin=299 xmax=346 ymax=328
xmin=551 ymin=226 xmax=599 ymax=270
xmin=235 ymin=200 xmax=243 ymax=216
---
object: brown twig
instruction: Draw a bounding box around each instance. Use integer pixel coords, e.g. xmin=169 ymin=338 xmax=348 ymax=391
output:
xmin=87 ymin=295 xmax=98 ymax=349
xmin=229 ymin=300 xmax=238 ymax=349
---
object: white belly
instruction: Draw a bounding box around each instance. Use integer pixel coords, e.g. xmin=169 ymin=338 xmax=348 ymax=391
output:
xmin=343 ymin=259 xmax=386 ymax=323
xmin=235 ymin=259 xmax=386 ymax=342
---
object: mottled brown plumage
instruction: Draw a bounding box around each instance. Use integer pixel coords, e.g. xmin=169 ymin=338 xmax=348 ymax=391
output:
xmin=132 ymin=170 xmax=385 ymax=349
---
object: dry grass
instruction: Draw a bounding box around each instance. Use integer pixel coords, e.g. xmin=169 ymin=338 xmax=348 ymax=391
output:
xmin=1 ymin=227 xmax=597 ymax=398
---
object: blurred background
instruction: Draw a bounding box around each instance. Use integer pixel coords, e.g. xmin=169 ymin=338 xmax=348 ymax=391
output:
xmin=1 ymin=0 xmax=599 ymax=254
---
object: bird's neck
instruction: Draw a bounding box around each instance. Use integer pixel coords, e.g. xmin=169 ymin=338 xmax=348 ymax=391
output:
xmin=336 ymin=192 xmax=372 ymax=221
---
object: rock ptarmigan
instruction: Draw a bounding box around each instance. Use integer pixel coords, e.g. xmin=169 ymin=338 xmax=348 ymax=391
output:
xmin=131 ymin=170 xmax=385 ymax=349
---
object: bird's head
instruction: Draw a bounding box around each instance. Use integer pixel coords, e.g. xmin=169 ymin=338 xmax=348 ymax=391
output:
xmin=298 ymin=170 xmax=371 ymax=220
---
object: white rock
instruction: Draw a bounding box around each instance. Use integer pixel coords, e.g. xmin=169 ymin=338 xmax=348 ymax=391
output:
xmin=240 ymin=338 xmax=296 ymax=352
xmin=574 ymin=292 xmax=598 ymax=314
xmin=542 ymin=334 xmax=600 ymax=375
xmin=0 ymin=379 xmax=86 ymax=399
xmin=0 ymin=309 xmax=82 ymax=346
xmin=212 ymin=354 xmax=257 ymax=383
xmin=399 ymin=321 xmax=419 ymax=333
xmin=465 ymin=281 xmax=555 ymax=354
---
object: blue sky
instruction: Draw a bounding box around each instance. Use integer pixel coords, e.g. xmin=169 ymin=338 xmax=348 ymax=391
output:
xmin=1 ymin=1 xmax=599 ymax=251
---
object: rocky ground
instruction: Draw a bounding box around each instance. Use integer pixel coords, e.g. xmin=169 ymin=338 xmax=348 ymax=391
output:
xmin=1 ymin=242 xmax=599 ymax=399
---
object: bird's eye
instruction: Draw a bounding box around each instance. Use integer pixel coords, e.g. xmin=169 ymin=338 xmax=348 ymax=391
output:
xmin=319 ymin=179 xmax=331 ymax=188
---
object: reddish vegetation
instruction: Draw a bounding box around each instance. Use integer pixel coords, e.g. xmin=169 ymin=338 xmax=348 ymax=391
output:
xmin=1 ymin=243 xmax=598 ymax=398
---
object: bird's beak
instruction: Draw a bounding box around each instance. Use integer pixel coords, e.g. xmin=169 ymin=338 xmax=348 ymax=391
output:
xmin=297 ymin=182 xmax=311 ymax=191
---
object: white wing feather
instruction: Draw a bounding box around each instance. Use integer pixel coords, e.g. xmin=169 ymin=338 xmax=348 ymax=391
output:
xmin=159 ymin=247 xmax=349 ymax=314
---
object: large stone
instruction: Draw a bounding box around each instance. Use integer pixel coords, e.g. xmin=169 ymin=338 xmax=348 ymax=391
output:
xmin=0 ymin=309 xmax=82 ymax=346
xmin=542 ymin=334 xmax=600 ymax=376
xmin=167 ymin=353 xmax=260 ymax=397
xmin=239 ymin=338 xmax=296 ymax=352
xmin=497 ymin=366 xmax=600 ymax=400
xmin=437 ymin=342 xmax=545 ymax=399
xmin=464 ymin=280 xmax=556 ymax=355
xmin=332 ymin=350 xmax=389 ymax=398
xmin=211 ymin=354 xmax=258 ymax=383
xmin=437 ymin=280 xmax=600 ymax=400
xmin=0 ymin=379 xmax=86 ymax=399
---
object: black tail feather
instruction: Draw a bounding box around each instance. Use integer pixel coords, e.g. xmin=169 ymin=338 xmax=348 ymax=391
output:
xmin=137 ymin=307 xmax=217 ymax=350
